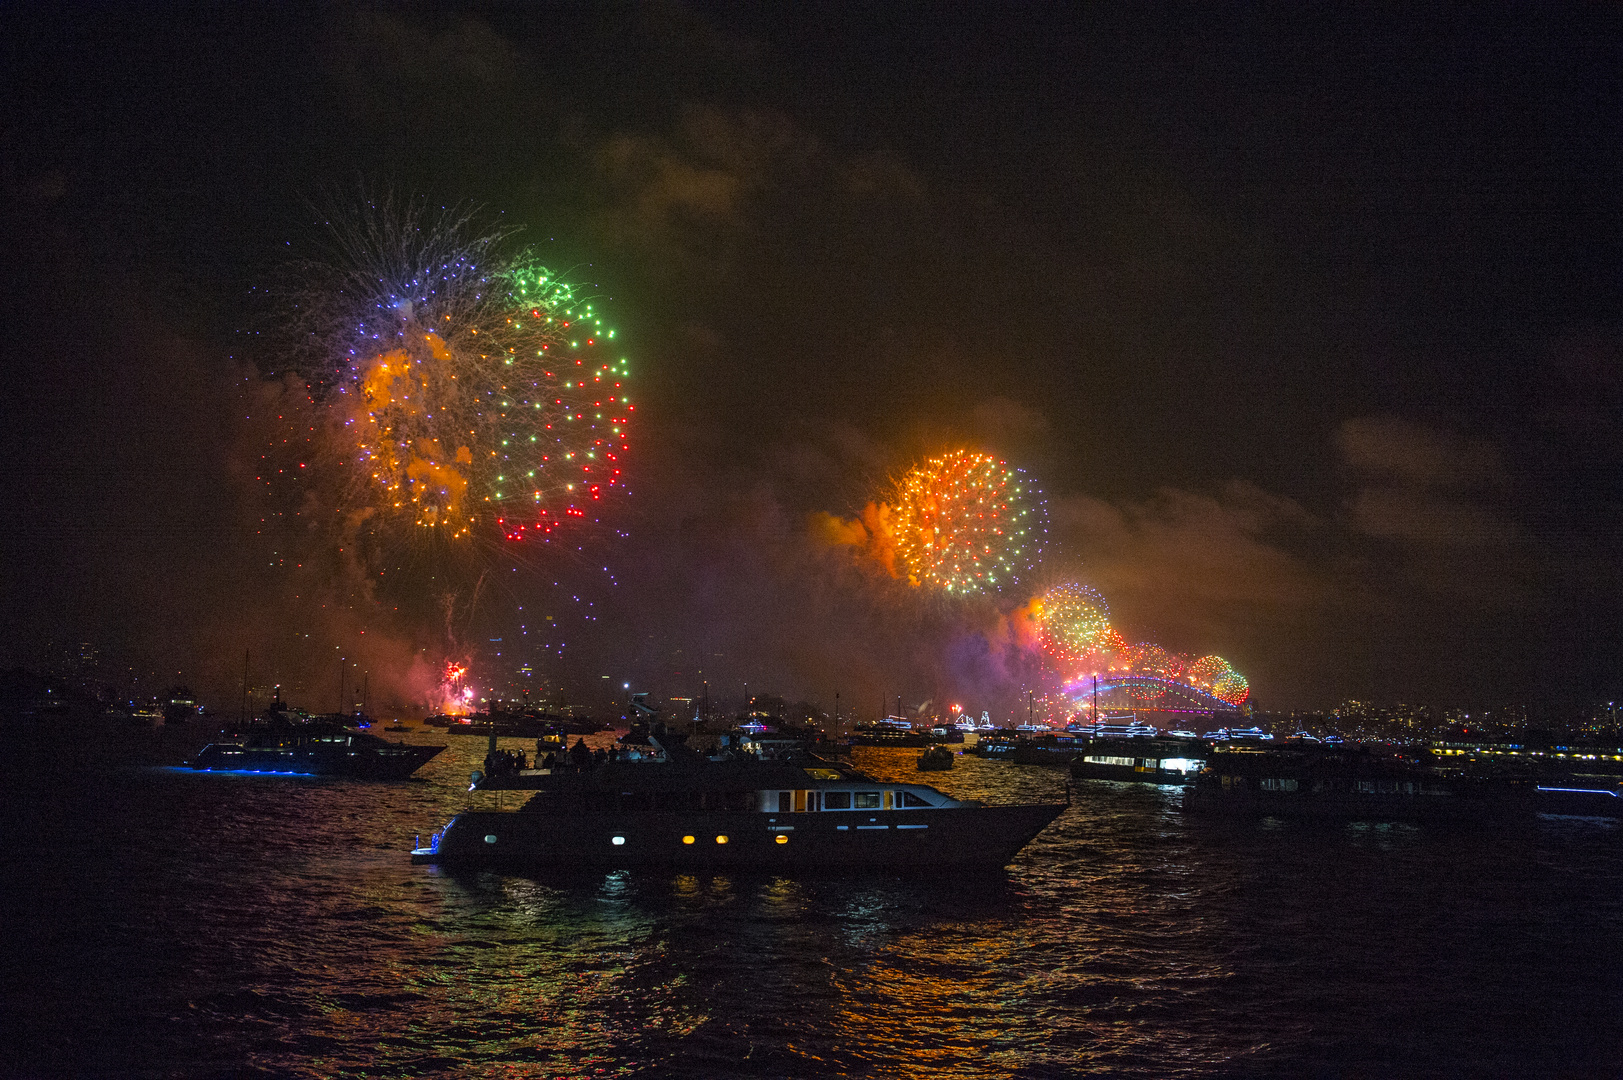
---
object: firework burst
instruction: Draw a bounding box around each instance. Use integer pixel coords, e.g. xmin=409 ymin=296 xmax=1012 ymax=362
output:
xmin=1036 ymin=581 xmax=1254 ymax=710
xmin=1188 ymin=654 xmax=1250 ymax=705
xmin=1036 ymin=583 xmax=1111 ymax=661
xmin=886 ymin=450 xmax=1045 ymax=596
xmin=271 ymin=197 xmax=632 ymax=546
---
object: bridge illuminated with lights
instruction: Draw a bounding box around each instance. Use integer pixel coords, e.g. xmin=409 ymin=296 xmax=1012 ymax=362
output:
xmin=1066 ymin=675 xmax=1243 ymax=716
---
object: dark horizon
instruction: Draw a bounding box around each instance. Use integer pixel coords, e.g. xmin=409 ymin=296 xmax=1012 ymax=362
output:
xmin=3 ymin=4 xmax=1621 ymax=716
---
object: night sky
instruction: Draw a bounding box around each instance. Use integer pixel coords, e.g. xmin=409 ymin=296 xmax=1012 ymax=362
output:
xmin=2 ymin=3 xmax=1620 ymax=715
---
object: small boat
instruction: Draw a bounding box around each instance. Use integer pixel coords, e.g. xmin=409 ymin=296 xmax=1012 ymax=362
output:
xmin=916 ymin=745 xmax=954 ymax=771
xmin=412 ymin=727 xmax=1063 ymax=870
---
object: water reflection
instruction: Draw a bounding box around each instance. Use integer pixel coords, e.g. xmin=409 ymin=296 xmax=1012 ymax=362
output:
xmin=6 ymin=729 xmax=1623 ymax=1077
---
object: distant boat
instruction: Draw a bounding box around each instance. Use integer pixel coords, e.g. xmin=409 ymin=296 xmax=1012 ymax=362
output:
xmin=1010 ymin=733 xmax=1080 ymax=767
xmin=847 ymin=719 xmax=931 ymax=747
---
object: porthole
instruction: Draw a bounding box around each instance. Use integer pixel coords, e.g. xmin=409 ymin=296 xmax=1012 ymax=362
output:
xmin=483 ymin=835 xmax=498 ymax=844
xmin=715 ymin=835 xmax=729 ymax=845
xmin=775 ymin=834 xmax=788 ymax=845
xmin=611 ymin=836 xmax=625 ymax=846
xmin=682 ymin=835 xmax=695 ymax=845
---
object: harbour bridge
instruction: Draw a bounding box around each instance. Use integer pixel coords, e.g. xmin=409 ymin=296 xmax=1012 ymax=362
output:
xmin=1065 ymin=674 xmax=1243 ymax=718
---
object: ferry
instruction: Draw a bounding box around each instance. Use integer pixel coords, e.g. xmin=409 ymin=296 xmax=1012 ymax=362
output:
xmin=1182 ymin=745 xmax=1534 ymax=824
xmin=1070 ymin=735 xmax=1209 ymax=785
xmin=411 ymin=729 xmax=1065 ymax=870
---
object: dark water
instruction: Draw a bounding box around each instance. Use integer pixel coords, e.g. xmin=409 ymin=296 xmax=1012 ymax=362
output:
xmin=4 ymin=729 xmax=1622 ymax=1079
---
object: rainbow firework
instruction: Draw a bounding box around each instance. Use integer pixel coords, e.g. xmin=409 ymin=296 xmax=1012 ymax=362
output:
xmin=1037 ymin=583 xmax=1111 ymax=661
xmin=1188 ymin=654 xmax=1250 ymax=705
xmin=887 ymin=450 xmax=1045 ymax=596
xmin=275 ymin=199 xmax=631 ymax=544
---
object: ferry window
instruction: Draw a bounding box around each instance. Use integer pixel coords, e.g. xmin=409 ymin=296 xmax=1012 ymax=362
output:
xmin=855 ymin=792 xmax=881 ymax=810
xmin=794 ymin=790 xmax=807 ymax=812
xmin=777 ymin=791 xmax=791 ymax=813
xmin=824 ymin=791 xmax=851 ymax=810
xmin=899 ymin=791 xmax=932 ymax=808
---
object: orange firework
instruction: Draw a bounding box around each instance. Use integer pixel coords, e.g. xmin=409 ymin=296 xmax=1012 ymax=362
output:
xmin=886 ymin=450 xmax=1045 ymax=596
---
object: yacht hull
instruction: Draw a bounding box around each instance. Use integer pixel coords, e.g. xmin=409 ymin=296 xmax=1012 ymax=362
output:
xmin=188 ymin=742 xmax=443 ymax=779
xmin=418 ymin=803 xmax=1066 ymax=871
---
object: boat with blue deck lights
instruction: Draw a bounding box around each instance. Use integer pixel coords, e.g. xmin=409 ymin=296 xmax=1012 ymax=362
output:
xmin=412 ymin=726 xmax=1065 ymax=870
xmin=187 ymin=692 xmax=444 ymax=778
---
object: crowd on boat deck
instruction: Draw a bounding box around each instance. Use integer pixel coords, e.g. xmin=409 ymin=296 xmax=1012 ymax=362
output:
xmin=480 ymin=721 xmax=821 ymax=781
xmin=483 ymin=738 xmax=654 ymax=779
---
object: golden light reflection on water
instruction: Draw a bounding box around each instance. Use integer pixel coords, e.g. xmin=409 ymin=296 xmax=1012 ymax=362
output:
xmin=18 ymin=726 xmax=1596 ymax=1078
